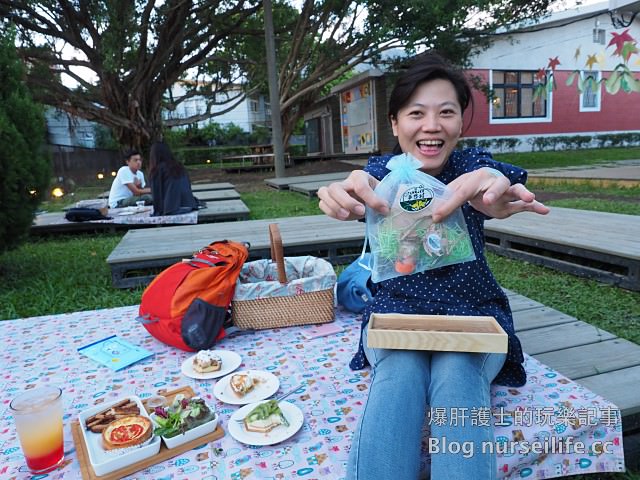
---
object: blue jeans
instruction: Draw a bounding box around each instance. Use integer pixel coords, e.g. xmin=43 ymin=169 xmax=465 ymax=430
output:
xmin=347 ymin=326 xmax=506 ymax=480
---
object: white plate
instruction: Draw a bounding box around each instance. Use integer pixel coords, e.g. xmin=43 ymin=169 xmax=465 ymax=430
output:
xmin=228 ymin=401 xmax=304 ymax=446
xmin=78 ymin=395 xmax=161 ymax=477
xmin=181 ymin=350 xmax=242 ymax=380
xmin=213 ymin=370 xmax=279 ymax=405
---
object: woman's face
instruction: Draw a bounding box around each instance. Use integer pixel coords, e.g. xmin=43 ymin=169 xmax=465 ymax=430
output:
xmin=390 ymin=78 xmax=463 ymax=176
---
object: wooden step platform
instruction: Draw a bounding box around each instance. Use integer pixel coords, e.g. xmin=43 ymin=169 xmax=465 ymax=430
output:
xmin=190 ymin=182 xmax=235 ymax=192
xmin=194 ymin=189 xmax=241 ymax=202
xmin=506 ymin=289 xmax=640 ymax=465
xmin=485 ymin=207 xmax=640 ymax=291
xmin=107 ymin=207 xmax=639 ymax=291
xmin=265 ymin=172 xmax=349 ymax=190
xmin=106 ymin=215 xmax=364 ymax=288
xmin=289 ymin=180 xmax=336 ymax=197
xmin=31 ymin=199 xmax=250 ymax=235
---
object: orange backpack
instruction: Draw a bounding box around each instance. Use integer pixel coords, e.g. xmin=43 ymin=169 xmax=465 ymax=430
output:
xmin=137 ymin=240 xmax=249 ymax=351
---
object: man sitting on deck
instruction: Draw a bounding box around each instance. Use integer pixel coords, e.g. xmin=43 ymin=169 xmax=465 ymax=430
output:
xmin=108 ymin=149 xmax=153 ymax=208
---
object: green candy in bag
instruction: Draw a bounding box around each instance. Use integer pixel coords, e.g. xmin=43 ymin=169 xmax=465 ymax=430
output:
xmin=364 ymin=153 xmax=476 ymax=283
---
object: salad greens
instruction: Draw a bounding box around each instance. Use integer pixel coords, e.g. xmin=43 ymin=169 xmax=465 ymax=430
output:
xmin=153 ymin=395 xmax=215 ymax=438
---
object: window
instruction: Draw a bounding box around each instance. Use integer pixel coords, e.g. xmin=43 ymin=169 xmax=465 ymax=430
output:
xmin=593 ymin=28 xmax=605 ymax=45
xmin=580 ymin=70 xmax=601 ymax=112
xmin=491 ymin=71 xmax=548 ymax=121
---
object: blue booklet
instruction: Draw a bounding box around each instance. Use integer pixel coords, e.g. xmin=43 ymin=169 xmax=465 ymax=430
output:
xmin=78 ymin=335 xmax=153 ymax=371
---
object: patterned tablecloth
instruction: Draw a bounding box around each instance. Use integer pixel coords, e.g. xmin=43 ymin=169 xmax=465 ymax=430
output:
xmin=0 ymin=306 xmax=625 ymax=479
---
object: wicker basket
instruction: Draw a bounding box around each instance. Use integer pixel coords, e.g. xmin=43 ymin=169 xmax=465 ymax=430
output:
xmin=231 ymin=223 xmax=336 ymax=330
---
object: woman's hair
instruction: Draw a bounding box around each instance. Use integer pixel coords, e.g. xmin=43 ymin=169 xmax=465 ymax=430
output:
xmin=388 ymin=52 xmax=473 ymax=126
xmin=148 ymin=141 xmax=185 ymax=178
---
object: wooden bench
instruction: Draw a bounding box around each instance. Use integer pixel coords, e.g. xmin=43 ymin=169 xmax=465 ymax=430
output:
xmin=195 ymin=199 xmax=250 ymax=223
xmin=265 ymin=171 xmax=350 ymax=190
xmin=221 ymin=153 xmax=291 ymax=166
xmin=288 ymin=179 xmax=338 ymax=197
xmin=485 ymin=207 xmax=640 ymax=291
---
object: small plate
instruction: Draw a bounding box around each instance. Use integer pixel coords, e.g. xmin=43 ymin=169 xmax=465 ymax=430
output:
xmin=213 ymin=370 xmax=279 ymax=405
xmin=228 ymin=401 xmax=304 ymax=446
xmin=181 ymin=350 xmax=242 ymax=380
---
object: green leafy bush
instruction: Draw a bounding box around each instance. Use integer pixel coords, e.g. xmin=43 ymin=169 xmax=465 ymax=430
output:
xmin=0 ymin=27 xmax=50 ymax=253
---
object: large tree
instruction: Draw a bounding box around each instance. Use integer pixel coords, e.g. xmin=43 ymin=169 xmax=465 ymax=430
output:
xmin=241 ymin=0 xmax=553 ymax=145
xmin=0 ymin=0 xmax=261 ymax=149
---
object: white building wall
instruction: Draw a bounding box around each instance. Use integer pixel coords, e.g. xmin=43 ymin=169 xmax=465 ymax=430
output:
xmin=472 ymin=4 xmax=640 ymax=72
xmin=164 ymin=82 xmax=269 ymax=133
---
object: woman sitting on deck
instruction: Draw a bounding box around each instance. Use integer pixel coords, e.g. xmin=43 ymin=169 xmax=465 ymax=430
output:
xmin=148 ymin=141 xmax=200 ymax=216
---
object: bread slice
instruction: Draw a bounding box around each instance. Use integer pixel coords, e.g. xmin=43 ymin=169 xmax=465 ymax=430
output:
xmin=102 ymin=415 xmax=153 ymax=450
xmin=243 ymin=399 xmax=289 ymax=433
xmin=243 ymin=413 xmax=284 ymax=433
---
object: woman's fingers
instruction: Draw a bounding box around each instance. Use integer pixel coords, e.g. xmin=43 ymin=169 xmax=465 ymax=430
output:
xmin=317 ymin=171 xmax=387 ymax=220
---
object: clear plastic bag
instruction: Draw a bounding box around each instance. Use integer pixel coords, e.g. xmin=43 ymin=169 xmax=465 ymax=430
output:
xmin=365 ymin=153 xmax=476 ymax=282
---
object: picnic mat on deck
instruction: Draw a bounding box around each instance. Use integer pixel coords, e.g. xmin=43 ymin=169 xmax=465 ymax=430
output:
xmin=0 ymin=306 xmax=625 ymax=479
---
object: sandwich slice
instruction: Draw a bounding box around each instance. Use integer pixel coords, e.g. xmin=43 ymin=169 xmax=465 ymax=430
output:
xmin=102 ymin=415 xmax=153 ymax=450
xmin=243 ymin=400 xmax=289 ymax=434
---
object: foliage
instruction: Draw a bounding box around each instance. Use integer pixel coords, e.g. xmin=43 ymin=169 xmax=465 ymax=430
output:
xmin=545 ymin=198 xmax=640 ymax=216
xmin=1 ymin=0 xmax=261 ymax=149
xmin=245 ymin=0 xmax=554 ymax=145
xmin=0 ymin=26 xmax=50 ymax=253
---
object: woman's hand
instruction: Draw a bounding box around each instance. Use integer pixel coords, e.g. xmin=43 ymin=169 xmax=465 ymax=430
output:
xmin=432 ymin=168 xmax=550 ymax=222
xmin=318 ymin=170 xmax=389 ymax=221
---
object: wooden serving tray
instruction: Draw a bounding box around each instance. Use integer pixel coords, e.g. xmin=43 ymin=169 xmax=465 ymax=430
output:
xmin=71 ymin=386 xmax=224 ymax=480
xmin=367 ymin=313 xmax=508 ymax=353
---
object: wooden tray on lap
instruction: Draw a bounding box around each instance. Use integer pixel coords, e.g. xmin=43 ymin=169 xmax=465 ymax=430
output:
xmin=71 ymin=386 xmax=224 ymax=480
xmin=367 ymin=313 xmax=508 ymax=353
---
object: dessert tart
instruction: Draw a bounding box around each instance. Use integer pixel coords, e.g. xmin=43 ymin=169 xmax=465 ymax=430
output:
xmin=229 ymin=372 xmax=258 ymax=397
xmin=102 ymin=415 xmax=153 ymax=450
xmin=193 ymin=350 xmax=222 ymax=373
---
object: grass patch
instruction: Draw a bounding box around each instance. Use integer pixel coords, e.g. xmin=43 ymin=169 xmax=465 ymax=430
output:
xmin=0 ymin=234 xmax=142 ymax=320
xmin=488 ymin=253 xmax=640 ymax=345
xmin=530 ymin=181 xmax=640 ymax=196
xmin=242 ymin=190 xmax=321 ymax=220
xmin=546 ymin=198 xmax=640 ymax=215
xmin=494 ymin=147 xmax=640 ymax=170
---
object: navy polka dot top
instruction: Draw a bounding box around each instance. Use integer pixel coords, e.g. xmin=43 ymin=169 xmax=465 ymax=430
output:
xmin=350 ymin=148 xmax=528 ymax=387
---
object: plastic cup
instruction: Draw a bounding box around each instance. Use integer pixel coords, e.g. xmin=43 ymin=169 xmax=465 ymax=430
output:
xmin=136 ymin=200 xmax=145 ymax=207
xmin=10 ymin=386 xmax=64 ymax=474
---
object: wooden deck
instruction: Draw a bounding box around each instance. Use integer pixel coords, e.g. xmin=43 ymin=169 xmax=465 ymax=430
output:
xmin=107 ymin=208 xmax=638 ymax=290
xmin=485 ymin=207 xmax=639 ymax=291
xmin=194 ymin=189 xmax=241 ymax=202
xmin=107 ymin=215 xmax=364 ymax=288
xmin=264 ymin=172 xmax=349 ymax=190
xmin=31 ymin=199 xmax=250 ymax=234
xmin=191 ymin=182 xmax=235 ymax=192
xmin=506 ymin=289 xmax=640 ymax=465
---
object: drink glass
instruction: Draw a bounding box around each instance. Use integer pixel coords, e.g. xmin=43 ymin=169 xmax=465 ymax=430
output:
xmin=10 ymin=386 xmax=64 ymax=474
xmin=136 ymin=200 xmax=145 ymax=207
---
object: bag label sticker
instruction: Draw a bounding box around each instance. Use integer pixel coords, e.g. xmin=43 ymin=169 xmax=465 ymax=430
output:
xmin=398 ymin=185 xmax=434 ymax=212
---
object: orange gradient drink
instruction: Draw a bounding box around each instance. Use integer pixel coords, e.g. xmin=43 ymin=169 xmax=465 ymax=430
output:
xmin=10 ymin=386 xmax=64 ymax=474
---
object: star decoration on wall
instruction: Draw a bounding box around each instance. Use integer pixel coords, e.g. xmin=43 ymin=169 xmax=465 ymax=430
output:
xmin=607 ymin=29 xmax=636 ymax=56
xmin=585 ymin=54 xmax=599 ymax=69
